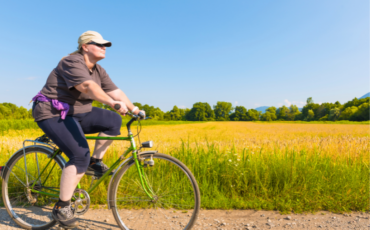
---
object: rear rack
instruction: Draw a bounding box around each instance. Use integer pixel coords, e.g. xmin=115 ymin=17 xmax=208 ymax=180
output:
xmin=23 ymin=134 xmax=57 ymax=151
xmin=21 ymin=134 xmax=58 ymax=186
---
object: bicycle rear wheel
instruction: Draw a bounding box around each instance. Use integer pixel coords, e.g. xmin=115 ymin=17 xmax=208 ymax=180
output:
xmin=2 ymin=146 xmax=64 ymax=230
xmin=110 ymin=153 xmax=200 ymax=230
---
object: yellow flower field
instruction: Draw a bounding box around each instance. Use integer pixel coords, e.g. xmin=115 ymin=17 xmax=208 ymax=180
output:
xmin=0 ymin=122 xmax=369 ymax=212
xmin=0 ymin=122 xmax=369 ymax=158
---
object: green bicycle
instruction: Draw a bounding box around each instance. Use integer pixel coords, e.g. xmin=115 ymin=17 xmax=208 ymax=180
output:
xmin=1 ymin=113 xmax=201 ymax=230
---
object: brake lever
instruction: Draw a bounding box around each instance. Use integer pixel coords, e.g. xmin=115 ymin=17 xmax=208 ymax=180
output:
xmin=124 ymin=112 xmax=151 ymax=120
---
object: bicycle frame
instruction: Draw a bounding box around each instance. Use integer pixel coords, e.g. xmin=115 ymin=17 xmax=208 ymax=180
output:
xmin=27 ymin=125 xmax=156 ymax=202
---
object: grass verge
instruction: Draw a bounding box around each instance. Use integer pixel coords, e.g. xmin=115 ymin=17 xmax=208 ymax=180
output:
xmin=1 ymin=141 xmax=367 ymax=213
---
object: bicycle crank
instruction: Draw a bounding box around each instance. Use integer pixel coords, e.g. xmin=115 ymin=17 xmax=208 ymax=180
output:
xmin=72 ymin=189 xmax=90 ymax=215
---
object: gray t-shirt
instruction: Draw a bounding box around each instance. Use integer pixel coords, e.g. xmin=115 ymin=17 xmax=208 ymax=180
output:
xmin=33 ymin=53 xmax=118 ymax=121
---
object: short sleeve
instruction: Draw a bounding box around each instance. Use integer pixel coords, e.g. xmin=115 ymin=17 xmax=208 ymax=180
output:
xmin=59 ymin=58 xmax=92 ymax=89
xmin=99 ymin=67 xmax=118 ymax=92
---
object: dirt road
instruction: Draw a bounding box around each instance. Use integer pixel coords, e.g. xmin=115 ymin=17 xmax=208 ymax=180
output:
xmin=0 ymin=207 xmax=369 ymax=230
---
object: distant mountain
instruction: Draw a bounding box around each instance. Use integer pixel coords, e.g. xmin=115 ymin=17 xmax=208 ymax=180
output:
xmin=255 ymin=106 xmax=270 ymax=113
xmin=359 ymin=92 xmax=370 ymax=99
xmin=255 ymin=106 xmax=303 ymax=113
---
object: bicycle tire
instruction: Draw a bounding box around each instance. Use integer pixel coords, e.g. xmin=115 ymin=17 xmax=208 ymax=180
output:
xmin=2 ymin=146 xmax=65 ymax=230
xmin=110 ymin=153 xmax=201 ymax=230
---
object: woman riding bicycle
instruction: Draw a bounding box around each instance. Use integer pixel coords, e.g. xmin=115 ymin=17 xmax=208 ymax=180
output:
xmin=32 ymin=31 xmax=145 ymax=228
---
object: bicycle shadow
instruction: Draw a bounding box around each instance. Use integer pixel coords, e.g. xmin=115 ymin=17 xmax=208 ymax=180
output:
xmin=0 ymin=207 xmax=120 ymax=230
xmin=75 ymin=215 xmax=122 ymax=230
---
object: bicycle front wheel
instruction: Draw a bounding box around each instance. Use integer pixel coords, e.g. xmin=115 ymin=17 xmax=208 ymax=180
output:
xmin=111 ymin=153 xmax=200 ymax=230
xmin=2 ymin=146 xmax=64 ymax=230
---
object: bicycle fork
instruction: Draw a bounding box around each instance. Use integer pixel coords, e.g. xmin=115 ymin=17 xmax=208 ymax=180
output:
xmin=131 ymin=141 xmax=156 ymax=201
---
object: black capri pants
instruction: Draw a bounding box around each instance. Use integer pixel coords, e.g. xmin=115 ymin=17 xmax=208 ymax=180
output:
xmin=36 ymin=107 xmax=122 ymax=174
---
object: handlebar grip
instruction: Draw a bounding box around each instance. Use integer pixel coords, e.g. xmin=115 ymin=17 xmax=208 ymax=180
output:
xmin=138 ymin=111 xmax=145 ymax=119
xmin=114 ymin=104 xmax=121 ymax=110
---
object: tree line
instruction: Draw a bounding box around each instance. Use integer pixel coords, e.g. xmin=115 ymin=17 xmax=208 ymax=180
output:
xmin=132 ymin=97 xmax=369 ymax=122
xmin=0 ymin=103 xmax=32 ymax=119
xmin=0 ymin=97 xmax=368 ymax=121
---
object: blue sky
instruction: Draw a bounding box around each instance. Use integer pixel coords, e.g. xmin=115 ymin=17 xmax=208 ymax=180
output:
xmin=0 ymin=0 xmax=368 ymax=112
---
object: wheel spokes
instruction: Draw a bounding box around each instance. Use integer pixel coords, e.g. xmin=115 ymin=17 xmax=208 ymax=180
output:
xmin=113 ymin=154 xmax=199 ymax=230
xmin=4 ymin=149 xmax=63 ymax=228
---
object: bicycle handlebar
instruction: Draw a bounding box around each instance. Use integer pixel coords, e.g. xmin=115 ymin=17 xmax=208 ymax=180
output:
xmin=114 ymin=104 xmax=149 ymax=121
xmin=114 ymin=104 xmax=150 ymax=135
xmin=114 ymin=104 xmax=121 ymax=110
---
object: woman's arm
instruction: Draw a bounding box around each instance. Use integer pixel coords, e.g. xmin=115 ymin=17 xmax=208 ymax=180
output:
xmin=107 ymin=89 xmax=141 ymax=115
xmin=74 ymin=80 xmax=128 ymax=114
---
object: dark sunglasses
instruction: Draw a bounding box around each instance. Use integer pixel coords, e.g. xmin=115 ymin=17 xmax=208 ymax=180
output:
xmin=86 ymin=41 xmax=108 ymax=48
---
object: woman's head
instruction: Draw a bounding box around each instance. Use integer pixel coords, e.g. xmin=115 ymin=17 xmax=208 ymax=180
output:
xmin=71 ymin=31 xmax=111 ymax=62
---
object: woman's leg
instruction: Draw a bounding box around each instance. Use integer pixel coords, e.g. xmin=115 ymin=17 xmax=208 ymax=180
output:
xmin=37 ymin=116 xmax=91 ymax=200
xmin=59 ymin=166 xmax=84 ymax=201
xmin=92 ymin=132 xmax=114 ymax=159
xmin=80 ymin=107 xmax=122 ymax=160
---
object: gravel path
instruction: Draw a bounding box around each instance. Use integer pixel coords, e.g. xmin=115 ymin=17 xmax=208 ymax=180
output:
xmin=0 ymin=207 xmax=369 ymax=230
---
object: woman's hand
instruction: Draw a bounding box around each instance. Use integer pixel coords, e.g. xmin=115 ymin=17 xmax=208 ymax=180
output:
xmin=133 ymin=109 xmax=146 ymax=119
xmin=112 ymin=101 xmax=128 ymax=115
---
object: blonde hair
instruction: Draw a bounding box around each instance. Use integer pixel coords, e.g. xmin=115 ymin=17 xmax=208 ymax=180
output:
xmin=69 ymin=47 xmax=84 ymax=56
xmin=62 ymin=44 xmax=85 ymax=60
